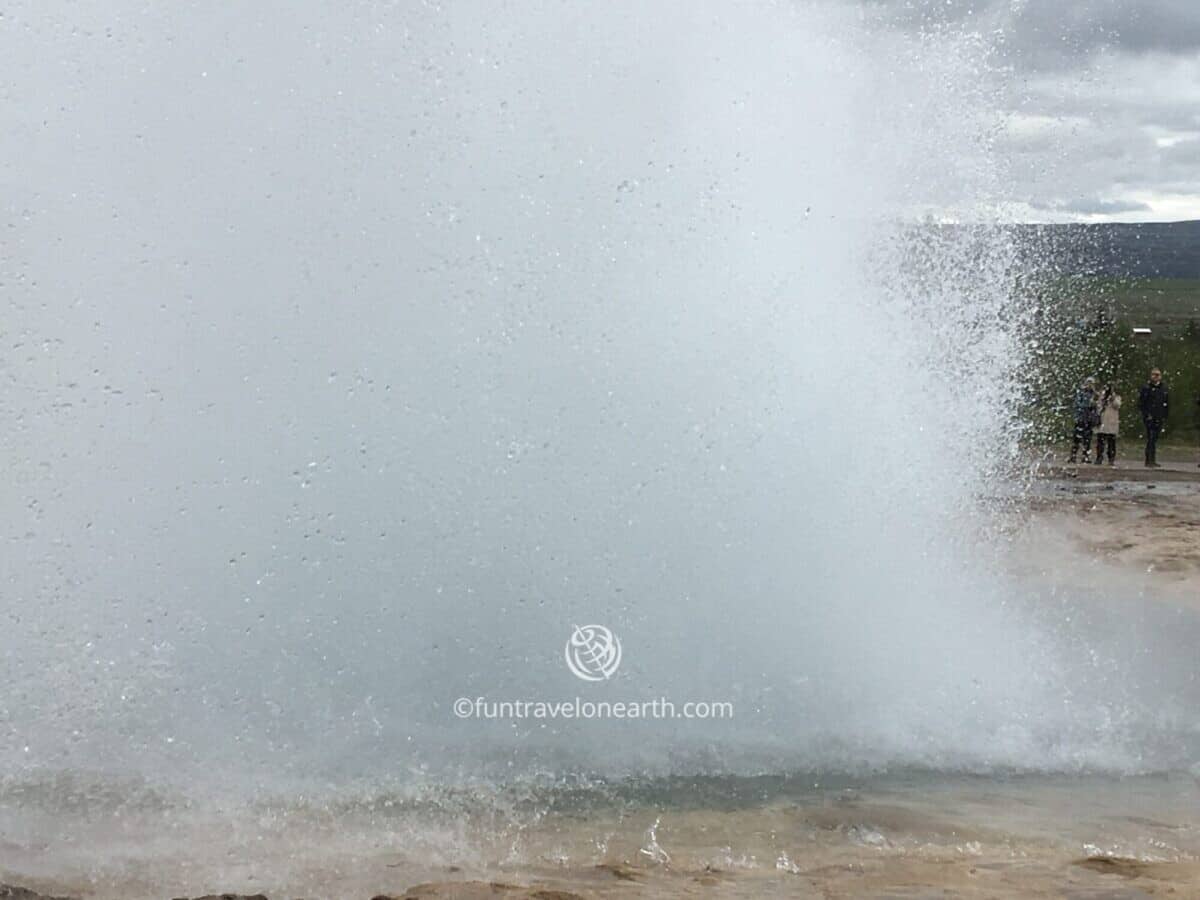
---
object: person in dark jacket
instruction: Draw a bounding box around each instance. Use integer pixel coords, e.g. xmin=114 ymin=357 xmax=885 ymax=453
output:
xmin=1137 ymin=368 xmax=1169 ymax=468
xmin=1069 ymin=376 xmax=1098 ymax=464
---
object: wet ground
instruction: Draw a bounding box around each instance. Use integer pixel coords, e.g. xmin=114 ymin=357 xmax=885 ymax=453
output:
xmin=2 ymin=770 xmax=1199 ymax=898
xmin=3 ymin=470 xmax=1198 ymax=899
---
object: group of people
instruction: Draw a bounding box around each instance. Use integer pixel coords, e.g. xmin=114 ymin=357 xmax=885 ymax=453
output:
xmin=1069 ymin=368 xmax=1172 ymax=467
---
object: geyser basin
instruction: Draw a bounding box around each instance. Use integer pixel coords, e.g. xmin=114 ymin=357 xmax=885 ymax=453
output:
xmin=3 ymin=0 xmax=1197 ymax=809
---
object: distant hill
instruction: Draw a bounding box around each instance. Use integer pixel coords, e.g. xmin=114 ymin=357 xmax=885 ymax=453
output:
xmin=1002 ymin=220 xmax=1200 ymax=334
xmin=1014 ymin=220 xmax=1200 ymax=279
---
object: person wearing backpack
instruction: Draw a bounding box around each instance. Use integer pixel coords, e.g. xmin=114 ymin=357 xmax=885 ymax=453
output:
xmin=1069 ymin=376 xmax=1099 ymax=464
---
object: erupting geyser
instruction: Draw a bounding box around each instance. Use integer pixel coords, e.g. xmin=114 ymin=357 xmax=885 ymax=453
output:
xmin=4 ymin=1 xmax=1197 ymax=808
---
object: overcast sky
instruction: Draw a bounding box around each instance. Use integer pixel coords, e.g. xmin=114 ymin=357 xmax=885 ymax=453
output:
xmin=2 ymin=0 xmax=1195 ymax=230
xmin=859 ymin=0 xmax=1200 ymax=222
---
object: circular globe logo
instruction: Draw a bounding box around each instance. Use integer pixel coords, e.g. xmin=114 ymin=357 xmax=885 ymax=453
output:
xmin=565 ymin=624 xmax=622 ymax=681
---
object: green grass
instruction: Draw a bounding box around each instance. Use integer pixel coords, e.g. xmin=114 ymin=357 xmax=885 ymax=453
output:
xmin=1054 ymin=276 xmax=1200 ymax=336
xmin=1022 ymin=276 xmax=1200 ymax=449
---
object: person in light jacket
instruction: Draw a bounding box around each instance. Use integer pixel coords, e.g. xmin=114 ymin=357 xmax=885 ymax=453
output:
xmin=1093 ymin=384 xmax=1121 ymax=466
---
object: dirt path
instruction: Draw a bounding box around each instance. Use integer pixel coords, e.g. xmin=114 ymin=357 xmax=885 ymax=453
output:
xmin=1019 ymin=468 xmax=1200 ymax=609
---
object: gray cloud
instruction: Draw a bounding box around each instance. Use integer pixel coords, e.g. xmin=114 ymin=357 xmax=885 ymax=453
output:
xmin=1162 ymin=138 xmax=1200 ymax=165
xmin=998 ymin=47 xmax=1200 ymax=218
xmin=851 ymin=0 xmax=1200 ymax=219
xmin=1030 ymin=0 xmax=1200 ymax=55
xmin=859 ymin=0 xmax=1200 ymax=63
xmin=1031 ymin=197 xmax=1153 ymax=215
